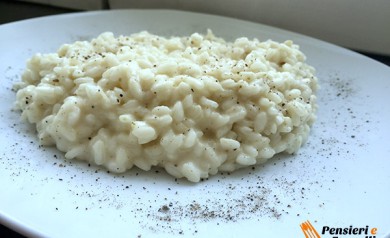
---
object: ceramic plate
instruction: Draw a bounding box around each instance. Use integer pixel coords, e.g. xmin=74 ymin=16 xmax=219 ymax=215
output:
xmin=0 ymin=10 xmax=389 ymax=238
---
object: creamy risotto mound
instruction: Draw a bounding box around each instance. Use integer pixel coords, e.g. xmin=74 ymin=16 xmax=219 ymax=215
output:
xmin=15 ymin=31 xmax=318 ymax=182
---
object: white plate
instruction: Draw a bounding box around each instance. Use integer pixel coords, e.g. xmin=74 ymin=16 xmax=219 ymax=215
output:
xmin=1 ymin=10 xmax=389 ymax=238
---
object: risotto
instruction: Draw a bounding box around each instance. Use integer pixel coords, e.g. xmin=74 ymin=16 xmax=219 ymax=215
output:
xmin=15 ymin=30 xmax=318 ymax=182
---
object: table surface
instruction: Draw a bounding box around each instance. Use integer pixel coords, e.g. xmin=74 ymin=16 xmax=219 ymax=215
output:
xmin=0 ymin=1 xmax=389 ymax=237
